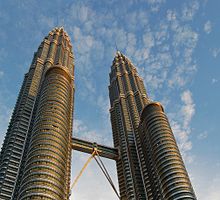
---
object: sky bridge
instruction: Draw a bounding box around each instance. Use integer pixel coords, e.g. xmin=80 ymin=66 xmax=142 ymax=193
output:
xmin=72 ymin=137 xmax=119 ymax=160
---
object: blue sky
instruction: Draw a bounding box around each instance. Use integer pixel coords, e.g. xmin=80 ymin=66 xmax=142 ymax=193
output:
xmin=0 ymin=0 xmax=220 ymax=199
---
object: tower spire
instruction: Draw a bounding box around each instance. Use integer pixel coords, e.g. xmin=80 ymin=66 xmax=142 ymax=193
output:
xmin=115 ymin=41 xmax=119 ymax=52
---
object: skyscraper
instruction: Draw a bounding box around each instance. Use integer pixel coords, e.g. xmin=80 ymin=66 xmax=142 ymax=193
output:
xmin=0 ymin=27 xmax=74 ymax=200
xmin=109 ymin=51 xmax=196 ymax=199
xmin=109 ymin=51 xmax=150 ymax=199
xmin=0 ymin=26 xmax=196 ymax=200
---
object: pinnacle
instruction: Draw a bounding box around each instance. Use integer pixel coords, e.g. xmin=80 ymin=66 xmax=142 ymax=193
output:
xmin=52 ymin=26 xmax=65 ymax=33
xmin=116 ymin=50 xmax=121 ymax=56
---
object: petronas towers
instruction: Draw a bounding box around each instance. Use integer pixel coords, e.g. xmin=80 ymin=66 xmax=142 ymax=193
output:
xmin=0 ymin=27 xmax=196 ymax=199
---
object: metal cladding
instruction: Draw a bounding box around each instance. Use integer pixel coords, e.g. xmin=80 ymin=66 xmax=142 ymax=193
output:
xmin=139 ymin=103 xmax=196 ymax=199
xmin=109 ymin=52 xmax=196 ymax=200
xmin=109 ymin=51 xmax=150 ymax=200
xmin=0 ymin=27 xmax=74 ymax=200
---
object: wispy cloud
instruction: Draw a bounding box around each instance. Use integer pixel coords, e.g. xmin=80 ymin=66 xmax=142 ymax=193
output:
xmin=73 ymin=118 xmax=112 ymax=146
xmin=211 ymin=48 xmax=220 ymax=58
xmin=181 ymin=0 xmax=199 ymax=21
xmin=181 ymin=90 xmax=195 ymax=128
xmin=197 ymin=131 xmax=208 ymax=140
xmin=167 ymin=10 xmax=177 ymax=21
xmin=168 ymin=23 xmax=198 ymax=88
xmin=147 ymin=0 xmax=166 ymax=12
xmin=169 ymin=90 xmax=195 ymax=163
xmin=97 ymin=95 xmax=110 ymax=116
xmin=38 ymin=14 xmax=55 ymax=29
xmin=211 ymin=78 xmax=218 ymax=84
xmin=204 ymin=20 xmax=212 ymax=34
xmin=143 ymin=32 xmax=155 ymax=50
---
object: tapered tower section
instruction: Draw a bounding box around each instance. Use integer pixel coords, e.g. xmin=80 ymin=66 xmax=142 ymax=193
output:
xmin=0 ymin=27 xmax=74 ymax=200
xmin=109 ymin=51 xmax=150 ymax=199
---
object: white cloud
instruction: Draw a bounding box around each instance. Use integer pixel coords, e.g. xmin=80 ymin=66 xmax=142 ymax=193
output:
xmin=125 ymin=33 xmax=137 ymax=55
xmin=211 ymin=48 xmax=220 ymax=58
xmin=73 ymin=119 xmax=87 ymax=134
xmin=71 ymin=27 xmax=95 ymax=55
xmin=127 ymin=33 xmax=136 ymax=47
xmin=144 ymin=70 xmax=167 ymax=89
xmin=147 ymin=0 xmax=165 ymax=12
xmin=139 ymin=7 xmax=199 ymax=91
xmin=171 ymin=120 xmax=192 ymax=153
xmin=38 ymin=15 xmax=55 ymax=29
xmin=97 ymin=95 xmax=110 ymax=116
xmin=115 ymin=29 xmax=128 ymax=50
xmin=143 ymin=32 xmax=155 ymax=49
xmin=181 ymin=90 xmax=195 ymax=129
xmin=160 ymin=96 xmax=170 ymax=107
xmin=73 ymin=119 xmax=101 ymax=143
xmin=73 ymin=118 xmax=112 ymax=146
xmin=82 ymin=76 xmax=96 ymax=94
xmin=155 ymin=22 xmax=169 ymax=45
xmin=169 ymin=90 xmax=195 ymax=163
xmin=204 ymin=20 xmax=212 ymax=34
xmin=78 ymin=6 xmax=89 ymax=22
xmin=69 ymin=3 xmax=92 ymax=23
xmin=125 ymin=10 xmax=149 ymax=31
xmin=197 ymin=131 xmax=208 ymax=140
xmin=168 ymin=64 xmax=197 ymax=88
xmin=134 ymin=48 xmax=150 ymax=62
xmin=211 ymin=78 xmax=218 ymax=84
xmin=167 ymin=10 xmax=177 ymax=21
xmin=172 ymin=26 xmax=198 ymax=48
xmin=182 ymin=1 xmax=199 ymax=21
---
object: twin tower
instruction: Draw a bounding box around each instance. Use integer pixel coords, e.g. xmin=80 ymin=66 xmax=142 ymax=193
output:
xmin=0 ymin=28 xmax=196 ymax=199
